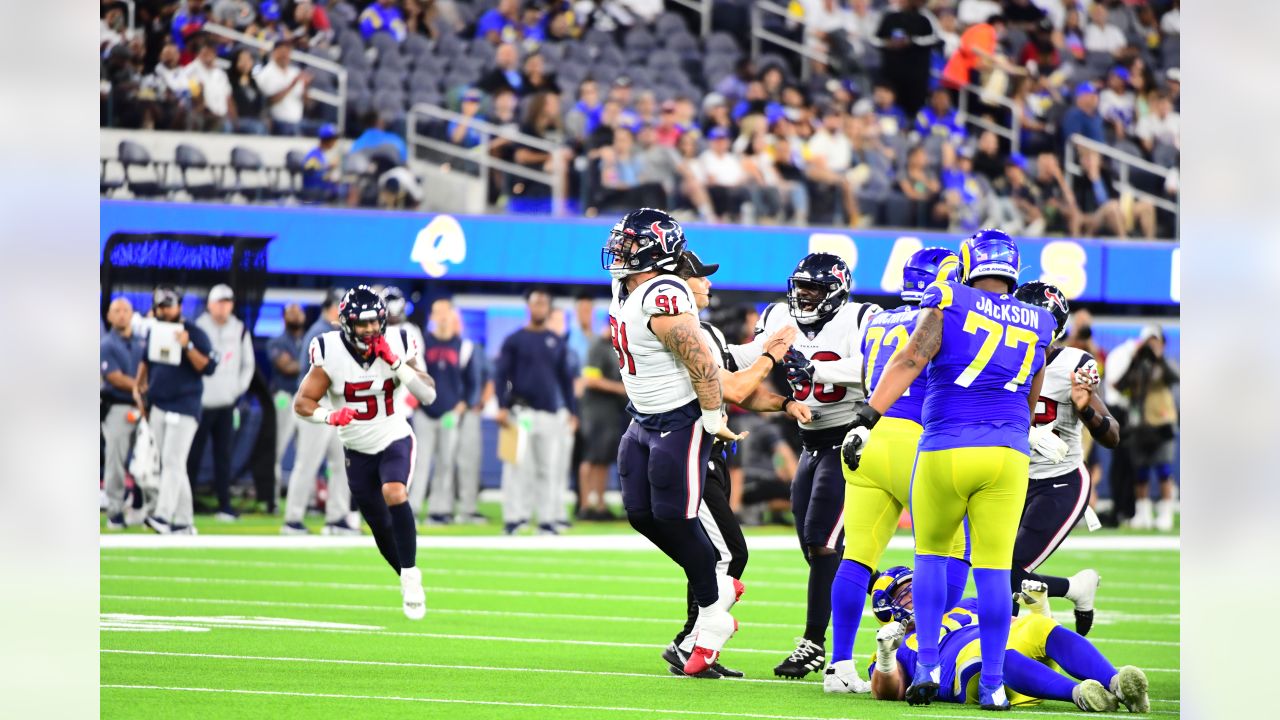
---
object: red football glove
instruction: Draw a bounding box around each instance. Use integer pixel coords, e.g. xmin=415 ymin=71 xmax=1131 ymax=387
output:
xmin=367 ymin=334 xmax=399 ymax=366
xmin=326 ymin=406 xmax=357 ymax=427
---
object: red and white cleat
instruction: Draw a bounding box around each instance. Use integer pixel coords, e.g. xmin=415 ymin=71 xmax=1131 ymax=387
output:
xmin=683 ymin=609 xmax=738 ymax=676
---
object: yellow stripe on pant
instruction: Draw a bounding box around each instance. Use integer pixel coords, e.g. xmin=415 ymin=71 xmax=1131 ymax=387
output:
xmin=911 ymin=446 xmax=1029 ymax=569
xmin=842 ymin=417 xmax=966 ymax=569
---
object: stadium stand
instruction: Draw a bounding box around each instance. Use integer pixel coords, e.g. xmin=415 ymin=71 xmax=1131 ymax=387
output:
xmin=100 ymin=1 xmax=1179 ymax=238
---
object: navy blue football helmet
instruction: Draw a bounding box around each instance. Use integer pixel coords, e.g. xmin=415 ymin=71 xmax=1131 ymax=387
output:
xmin=871 ymin=565 xmax=914 ymax=625
xmin=901 ymin=247 xmax=959 ymax=304
xmin=339 ymin=285 xmax=388 ymax=356
xmin=1015 ymin=281 xmax=1070 ymax=342
xmin=601 ymin=208 xmax=687 ymax=280
xmin=787 ymin=252 xmax=851 ymax=323
xmin=959 ymin=228 xmax=1020 ymax=290
xmin=381 ymin=285 xmax=408 ymax=322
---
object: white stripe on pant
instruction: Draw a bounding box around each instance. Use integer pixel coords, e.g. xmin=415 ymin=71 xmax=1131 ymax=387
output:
xmin=406 ymin=409 xmax=461 ymax=518
xmin=283 ymin=421 xmax=352 ymax=525
xmin=149 ymin=407 xmax=199 ymax=526
xmin=102 ymin=405 xmax=136 ymax=517
xmin=501 ymin=408 xmax=564 ymax=526
xmin=697 ymin=498 xmax=732 ymax=576
xmin=454 ymin=410 xmax=483 ymax=517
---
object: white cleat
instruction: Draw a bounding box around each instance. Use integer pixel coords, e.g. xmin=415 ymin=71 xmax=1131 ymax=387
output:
xmin=823 ymin=660 xmax=871 ymax=693
xmin=1110 ymin=666 xmax=1150 ymax=713
xmin=1066 ymin=569 xmax=1101 ymax=635
xmin=684 ymin=608 xmax=737 ymax=676
xmin=1016 ymin=579 xmax=1053 ymax=618
xmin=1072 ymin=679 xmax=1119 ymax=712
xmin=400 ymin=566 xmax=426 ymax=620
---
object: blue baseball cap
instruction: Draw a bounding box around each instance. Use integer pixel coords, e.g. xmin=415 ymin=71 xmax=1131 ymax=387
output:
xmin=462 ymin=87 xmax=483 ymax=102
xmin=1007 ymin=152 xmax=1028 ymax=171
xmin=707 ymin=126 xmax=729 ymax=140
xmin=261 ymin=1 xmax=281 ymax=22
xmin=1074 ymin=82 xmax=1098 ymax=97
xmin=1111 ymin=67 xmax=1132 ymax=85
xmin=318 ymin=123 xmax=338 ymax=140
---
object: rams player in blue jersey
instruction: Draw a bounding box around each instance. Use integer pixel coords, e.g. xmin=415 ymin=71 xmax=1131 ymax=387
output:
xmin=842 ymin=229 xmax=1056 ymax=709
xmin=865 ymin=566 xmax=1150 ymax=713
xmin=826 ymin=247 xmax=971 ymax=694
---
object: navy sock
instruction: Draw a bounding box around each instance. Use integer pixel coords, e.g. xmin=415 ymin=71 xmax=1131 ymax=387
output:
xmin=974 ymin=567 xmax=1013 ymax=689
xmin=1045 ymin=625 xmax=1118 ymax=683
xmin=804 ymin=550 xmax=840 ymax=644
xmin=1012 ymin=566 xmax=1071 ymax=598
xmin=657 ymin=518 xmax=719 ymax=607
xmin=945 ymin=557 xmax=970 ymax=610
xmin=351 ymin=493 xmax=400 ymax=573
xmin=830 ymin=559 xmax=871 ymax=663
xmin=387 ymin=501 xmax=417 ymax=569
xmin=912 ymin=553 xmax=949 ymax=667
xmin=1002 ymin=649 xmax=1076 ymax=702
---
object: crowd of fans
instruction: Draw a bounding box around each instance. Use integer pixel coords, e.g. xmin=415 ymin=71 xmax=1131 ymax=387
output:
xmin=101 ymin=0 xmax=1179 ymax=238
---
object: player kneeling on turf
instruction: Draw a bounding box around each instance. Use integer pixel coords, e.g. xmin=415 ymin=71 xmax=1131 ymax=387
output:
xmin=866 ymin=566 xmax=1150 ymax=713
xmin=294 ymin=286 xmax=437 ymax=620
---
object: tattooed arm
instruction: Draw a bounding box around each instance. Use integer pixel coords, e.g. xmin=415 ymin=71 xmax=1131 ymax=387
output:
xmin=651 ymin=312 xmax=723 ymax=414
xmin=867 ymin=307 xmax=943 ymax=415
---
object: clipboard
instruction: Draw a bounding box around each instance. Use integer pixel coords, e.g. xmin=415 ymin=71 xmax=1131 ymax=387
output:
xmin=498 ymin=421 xmax=525 ymax=464
xmin=147 ymin=321 xmax=184 ymax=366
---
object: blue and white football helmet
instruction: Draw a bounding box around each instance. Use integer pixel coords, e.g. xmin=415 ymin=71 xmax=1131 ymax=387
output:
xmin=871 ymin=565 xmax=914 ymax=625
xmin=959 ymin=228 xmax=1020 ymax=291
xmin=901 ymin=247 xmax=960 ymax=304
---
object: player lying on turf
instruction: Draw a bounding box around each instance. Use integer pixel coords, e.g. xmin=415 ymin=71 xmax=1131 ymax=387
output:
xmin=866 ymin=566 xmax=1150 ymax=713
xmin=293 ymin=286 xmax=437 ymax=620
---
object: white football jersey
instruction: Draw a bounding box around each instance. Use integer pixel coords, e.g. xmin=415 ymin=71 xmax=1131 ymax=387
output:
xmin=309 ymin=329 xmax=418 ymax=454
xmin=729 ymin=300 xmax=881 ymax=431
xmin=608 ymin=275 xmax=699 ymax=414
xmin=1030 ymin=346 xmax=1097 ymax=479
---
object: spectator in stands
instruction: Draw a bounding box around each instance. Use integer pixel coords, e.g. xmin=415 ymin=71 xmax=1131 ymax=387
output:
xmin=188 ymin=284 xmax=254 ymax=522
xmin=1011 ymin=75 xmax=1058 ymax=156
xmin=101 ymin=297 xmax=144 ymax=530
xmin=633 ymin=91 xmax=659 ymax=132
xmin=653 ymin=100 xmax=684 ymax=148
xmin=302 ymin=123 xmax=342 ymax=201
xmin=898 ymin=144 xmax=944 ymax=228
xmin=771 ymin=133 xmax=810 ymax=225
xmin=564 ymin=79 xmax=602 ymax=145
xmin=742 ymin=132 xmax=786 ymax=224
xmin=971 ymin=128 xmax=1006 ymax=183
xmin=478 ymin=42 xmax=524 ymax=96
xmin=1003 ymin=0 xmax=1046 ymax=30
xmin=172 ymin=0 xmax=208 ymax=60
xmin=1031 ymin=151 xmax=1080 ymax=235
xmin=675 ymin=130 xmax=716 ymax=221
xmin=597 ymin=126 xmax=666 ymax=211
xmin=716 ymin=59 xmax=756 ymax=108
xmin=514 ymin=91 xmax=571 ymax=204
xmin=1133 ymin=3 xmax=1162 ymax=52
xmin=101 ymin=3 xmax=130 ymax=57
xmin=268 ymin=303 xmax=306 ymax=496
xmin=403 ymin=0 xmax=465 ymax=39
xmin=1135 ymin=89 xmax=1179 ymax=162
xmin=1099 ymin=65 xmax=1136 ymax=141
xmin=360 ymin=0 xmax=408 ymax=43
xmin=671 ymin=96 xmax=697 ymax=136
xmin=254 ymin=39 xmax=311 ymax=136
xmin=228 ymin=48 xmax=267 ymax=135
xmin=1161 ymin=0 xmax=1180 ymax=36
xmin=352 ymin=112 xmax=408 ymax=163
xmin=1061 ymin=82 xmax=1105 ymax=148
xmin=1060 ymin=5 xmax=1088 ymax=63
xmin=995 ymin=153 xmax=1044 ymax=234
xmin=1084 ymin=1 xmax=1127 ymax=58
xmin=290 ymin=1 xmax=335 ymax=53
xmin=476 ymin=0 xmax=520 ymax=44
xmin=154 ymin=42 xmax=194 ymax=124
xmin=940 ymin=12 xmax=1008 ymax=92
xmin=915 ymin=88 xmax=965 ymax=143
xmin=873 ymin=0 xmax=942 ymax=117
xmin=634 ymin=123 xmax=681 ymax=201
xmin=804 ymin=105 xmax=860 ymax=226
xmin=253 ymin=1 xmax=291 ymax=46
xmin=704 ymin=94 xmax=736 ymax=138
xmin=848 ymin=104 xmax=896 ymax=199
xmin=699 ymin=127 xmax=752 ymax=222
xmin=1165 ymin=68 xmax=1180 ymax=111
xmin=587 ymin=99 xmax=622 ymax=153
xmin=957 ymin=0 xmax=1001 ymax=27
xmin=187 ymin=39 xmax=234 ymax=133
xmin=609 ymin=77 xmax=640 ymax=129
xmin=520 ymin=52 xmax=557 ymax=97
xmin=1071 ymin=147 xmax=1155 ymax=239
xmin=1019 ymin=17 xmax=1062 ymax=75
xmin=869 ymin=82 xmax=907 ymax=136
xmin=448 ymin=88 xmax=486 ymax=148
xmin=935 ymin=6 xmax=960 ymax=59
xmin=940 ymin=143 xmax=984 ymax=232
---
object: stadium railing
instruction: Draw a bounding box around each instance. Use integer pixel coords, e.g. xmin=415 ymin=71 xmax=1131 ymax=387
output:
xmin=749 ymin=1 xmax=829 ymax=81
xmin=200 ymin=23 xmax=349 ymax=135
xmin=934 ymin=69 xmax=1024 ymax=156
xmin=669 ymin=0 xmax=713 ymax=38
xmin=405 ymin=102 xmax=568 ymax=217
xmin=1063 ymin=133 xmax=1180 ymax=226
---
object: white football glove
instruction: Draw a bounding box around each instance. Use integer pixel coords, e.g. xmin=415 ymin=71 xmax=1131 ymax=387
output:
xmin=1029 ymin=421 xmax=1069 ymax=463
xmin=875 ymin=621 xmax=906 ymax=674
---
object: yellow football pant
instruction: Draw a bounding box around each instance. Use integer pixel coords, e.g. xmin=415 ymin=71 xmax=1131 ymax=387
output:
xmin=842 ymin=417 xmax=966 ymax=569
xmin=911 ymin=446 xmax=1028 ymax=569
xmin=958 ymin=613 xmax=1060 ymax=705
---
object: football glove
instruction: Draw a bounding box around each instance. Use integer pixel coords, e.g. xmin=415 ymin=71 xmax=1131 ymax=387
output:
xmin=326 ymin=406 xmax=357 ymax=427
xmin=368 ymin=334 xmax=400 ymax=366
xmin=784 ymin=348 xmax=814 ymax=389
xmin=1029 ymin=421 xmax=1069 ymax=463
xmin=840 ymin=402 xmax=882 ymax=471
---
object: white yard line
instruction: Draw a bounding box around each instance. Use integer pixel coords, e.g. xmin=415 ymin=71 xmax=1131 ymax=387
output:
xmin=100 ymin=533 xmax=1179 ymax=552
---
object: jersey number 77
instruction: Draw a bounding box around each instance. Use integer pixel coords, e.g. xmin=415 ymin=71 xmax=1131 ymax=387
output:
xmin=954 ymin=311 xmax=1039 ymax=391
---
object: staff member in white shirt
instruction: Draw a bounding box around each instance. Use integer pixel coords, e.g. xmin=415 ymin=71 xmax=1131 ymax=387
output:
xmin=254 ymin=38 xmax=312 ymax=136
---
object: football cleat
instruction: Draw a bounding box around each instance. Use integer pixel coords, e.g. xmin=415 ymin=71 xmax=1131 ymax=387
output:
xmin=457 ymin=512 xmax=489 ymax=525
xmin=683 ymin=609 xmax=737 ymax=676
xmin=105 ymin=514 xmax=126 ymax=531
xmin=979 ymin=682 xmax=1011 ymax=711
xmin=823 ymin=660 xmax=871 ymax=694
xmin=711 ymin=662 xmax=744 ymax=678
xmin=280 ymin=521 xmax=310 ymax=535
xmin=536 ymin=522 xmax=561 ymax=536
xmin=214 ymin=509 xmax=240 ymax=523
xmin=1015 ymin=579 xmax=1053 ymax=618
xmin=1109 ymin=666 xmax=1150 ymax=713
xmin=662 ymin=642 xmax=721 ymax=679
xmin=400 ymin=566 xmax=426 ymax=620
xmin=144 ymin=516 xmax=172 ymax=535
xmin=425 ymin=513 xmax=453 ymax=527
xmin=1066 ymin=569 xmax=1101 ymax=636
xmin=170 ymin=524 xmax=197 ymax=535
xmin=774 ymin=637 xmax=825 ymax=679
xmin=503 ymin=520 xmax=528 ymax=536
xmin=905 ymin=660 xmax=940 ymax=705
xmin=1073 ymin=679 xmax=1120 ymax=712
xmin=322 ymin=519 xmax=362 ymax=536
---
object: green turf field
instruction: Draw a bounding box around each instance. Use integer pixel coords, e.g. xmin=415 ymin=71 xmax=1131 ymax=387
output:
xmin=100 ymin=528 xmax=1178 ymax=719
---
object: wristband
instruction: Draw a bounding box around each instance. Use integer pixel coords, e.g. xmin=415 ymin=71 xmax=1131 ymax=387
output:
xmin=299 ymin=407 xmax=330 ymax=425
xmin=1078 ymin=405 xmax=1096 ymax=423
xmin=852 ymin=402 xmax=882 ymax=429
xmin=393 ymin=360 xmax=418 ymax=387
xmin=700 ymin=407 xmax=724 ymax=435
xmin=875 ymin=647 xmax=898 ymax=675
xmin=782 ymin=397 xmax=795 ymax=413
xmin=762 ymin=352 xmax=780 ymax=370
xmin=1088 ymin=416 xmax=1111 ymax=439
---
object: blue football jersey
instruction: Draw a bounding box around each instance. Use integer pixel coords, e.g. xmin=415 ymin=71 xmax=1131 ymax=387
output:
xmin=876 ymin=602 xmax=982 ymax=702
xmin=862 ymin=305 xmax=928 ymax=424
xmin=918 ymin=282 xmax=1055 ymax=455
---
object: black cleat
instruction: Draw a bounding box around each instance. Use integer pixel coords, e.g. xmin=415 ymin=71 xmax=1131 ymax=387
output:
xmin=1074 ymin=609 xmax=1095 ymax=637
xmin=774 ymin=638 xmax=825 ymax=679
xmin=712 ymin=662 xmax=744 ymax=678
xmin=905 ymin=661 xmax=940 ymax=706
xmin=663 ymin=643 xmax=722 ymax=679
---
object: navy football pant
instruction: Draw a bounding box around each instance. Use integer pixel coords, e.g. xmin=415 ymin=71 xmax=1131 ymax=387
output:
xmin=792 ymin=443 xmax=846 ymax=644
xmin=1012 ymin=464 xmax=1090 ymax=598
xmin=346 ymin=434 xmax=416 ymax=573
xmin=674 ymin=450 xmax=749 ymax=648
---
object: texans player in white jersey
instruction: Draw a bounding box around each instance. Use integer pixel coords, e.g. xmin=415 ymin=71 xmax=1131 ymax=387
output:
xmin=728 ymin=252 xmax=881 ymax=679
xmin=293 ymin=286 xmax=438 ymax=620
xmin=603 ymin=208 xmax=743 ymax=677
xmin=1012 ymin=282 xmax=1120 ymax=637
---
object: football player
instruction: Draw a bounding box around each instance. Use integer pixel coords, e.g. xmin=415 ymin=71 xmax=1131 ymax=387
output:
xmin=728 ymin=252 xmax=881 ymax=679
xmin=603 ymin=209 xmax=737 ymax=676
xmin=664 ymin=250 xmax=811 ymax=678
xmin=865 ymin=566 xmax=1150 ymax=713
xmin=1012 ymin=281 xmax=1120 ymax=636
xmin=293 ymin=286 xmax=438 ymax=620
xmin=827 ymin=248 xmax=970 ymax=694
xmin=842 ymin=229 xmax=1055 ymax=708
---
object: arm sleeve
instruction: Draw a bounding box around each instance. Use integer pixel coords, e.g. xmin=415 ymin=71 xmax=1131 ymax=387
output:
xmin=237 ymin=326 xmax=256 ymax=395
xmin=191 ymin=326 xmax=219 ymax=377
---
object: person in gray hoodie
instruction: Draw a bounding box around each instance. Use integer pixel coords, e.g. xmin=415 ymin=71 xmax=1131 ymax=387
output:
xmin=188 ymin=284 xmax=256 ymax=521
